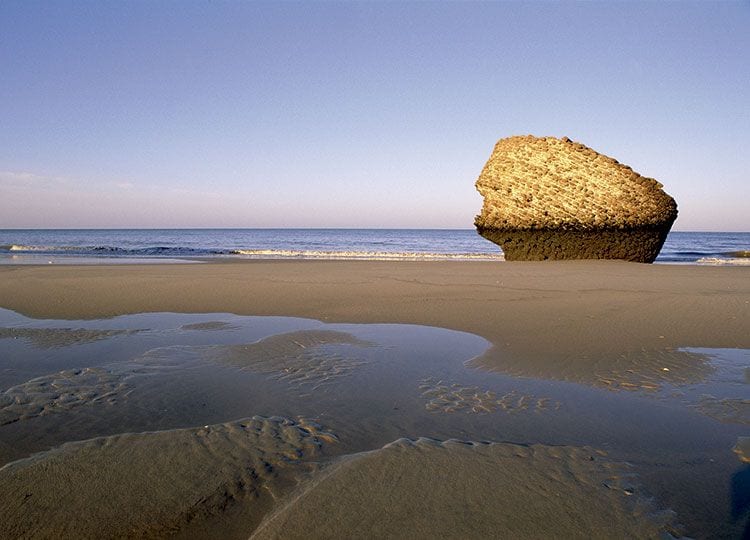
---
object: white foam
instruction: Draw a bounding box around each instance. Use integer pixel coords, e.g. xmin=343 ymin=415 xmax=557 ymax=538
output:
xmin=8 ymin=245 xmax=46 ymax=251
xmin=230 ymin=249 xmax=504 ymax=261
xmin=5 ymin=245 xmax=85 ymax=252
xmin=696 ymin=257 xmax=750 ymax=266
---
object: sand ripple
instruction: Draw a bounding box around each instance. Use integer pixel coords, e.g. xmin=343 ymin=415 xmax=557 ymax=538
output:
xmin=0 ymin=415 xmax=337 ymax=539
xmin=214 ymin=330 xmax=371 ymax=389
xmin=419 ymin=378 xmax=560 ymax=414
xmin=0 ymin=367 xmax=127 ymax=426
xmin=0 ymin=327 xmax=137 ymax=349
xmin=251 ymin=438 xmax=677 ymax=539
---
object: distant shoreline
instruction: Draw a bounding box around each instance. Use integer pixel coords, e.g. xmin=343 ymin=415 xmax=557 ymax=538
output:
xmin=1 ymin=229 xmax=749 ymax=265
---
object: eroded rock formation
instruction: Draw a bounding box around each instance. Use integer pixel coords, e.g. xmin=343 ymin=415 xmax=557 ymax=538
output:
xmin=474 ymin=136 xmax=678 ymax=262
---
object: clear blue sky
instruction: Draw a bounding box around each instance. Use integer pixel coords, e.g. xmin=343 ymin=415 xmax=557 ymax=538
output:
xmin=1 ymin=1 xmax=748 ymax=230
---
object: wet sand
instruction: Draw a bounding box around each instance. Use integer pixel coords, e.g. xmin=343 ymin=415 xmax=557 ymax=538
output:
xmin=0 ymin=260 xmax=748 ymax=538
xmin=251 ymin=438 xmax=673 ymax=539
xmin=1 ymin=260 xmax=747 ymax=363
xmin=0 ymin=415 xmax=337 ymax=539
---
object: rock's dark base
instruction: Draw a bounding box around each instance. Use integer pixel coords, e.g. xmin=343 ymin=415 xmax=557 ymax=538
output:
xmin=477 ymin=226 xmax=672 ymax=263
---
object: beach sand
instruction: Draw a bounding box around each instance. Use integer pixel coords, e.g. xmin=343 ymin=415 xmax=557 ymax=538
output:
xmin=251 ymin=438 xmax=672 ymax=539
xmin=1 ymin=260 xmax=747 ymax=358
xmin=0 ymin=415 xmax=337 ymax=539
xmin=0 ymin=260 xmax=748 ymax=538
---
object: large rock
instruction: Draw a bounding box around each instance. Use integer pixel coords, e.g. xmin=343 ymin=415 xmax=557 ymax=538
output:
xmin=474 ymin=136 xmax=678 ymax=262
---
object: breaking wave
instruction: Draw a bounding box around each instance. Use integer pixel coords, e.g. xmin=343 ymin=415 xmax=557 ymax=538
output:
xmin=0 ymin=244 xmax=503 ymax=261
xmin=696 ymin=257 xmax=750 ymax=266
xmin=1 ymin=245 xmax=232 ymax=256
xmin=2 ymin=231 xmax=747 ymax=264
xmin=229 ymin=249 xmax=504 ymax=260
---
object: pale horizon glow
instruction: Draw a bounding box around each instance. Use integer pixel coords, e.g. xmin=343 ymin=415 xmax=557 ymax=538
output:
xmin=1 ymin=1 xmax=748 ymax=231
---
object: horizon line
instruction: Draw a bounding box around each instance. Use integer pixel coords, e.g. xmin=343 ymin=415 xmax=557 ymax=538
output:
xmin=0 ymin=227 xmax=748 ymax=233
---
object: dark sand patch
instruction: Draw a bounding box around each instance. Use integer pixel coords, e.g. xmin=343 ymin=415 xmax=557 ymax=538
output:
xmin=0 ymin=327 xmax=136 ymax=349
xmin=0 ymin=367 xmax=127 ymax=426
xmin=418 ymin=378 xmax=559 ymax=414
xmin=212 ymin=330 xmax=371 ymax=389
xmin=471 ymin=348 xmax=714 ymax=392
xmin=251 ymin=437 xmax=676 ymax=539
xmin=180 ymin=321 xmax=237 ymax=331
xmin=695 ymin=396 xmax=750 ymax=425
xmin=0 ymin=415 xmax=336 ymax=539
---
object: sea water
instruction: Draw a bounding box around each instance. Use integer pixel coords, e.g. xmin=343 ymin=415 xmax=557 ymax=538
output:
xmin=1 ymin=229 xmax=748 ymax=264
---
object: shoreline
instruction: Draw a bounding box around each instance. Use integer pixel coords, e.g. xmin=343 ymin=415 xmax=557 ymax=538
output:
xmin=2 ymin=253 xmax=749 ymax=266
xmin=1 ymin=259 xmax=748 ymax=370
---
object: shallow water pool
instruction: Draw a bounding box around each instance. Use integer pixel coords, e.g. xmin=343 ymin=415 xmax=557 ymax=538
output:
xmin=0 ymin=308 xmax=746 ymax=538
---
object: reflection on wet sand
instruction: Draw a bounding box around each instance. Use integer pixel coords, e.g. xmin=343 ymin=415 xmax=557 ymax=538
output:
xmin=0 ymin=416 xmax=336 ymax=539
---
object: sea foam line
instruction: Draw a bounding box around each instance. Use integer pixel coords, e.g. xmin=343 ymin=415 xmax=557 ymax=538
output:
xmin=696 ymin=257 xmax=750 ymax=266
xmin=1 ymin=245 xmax=229 ymax=255
xmin=229 ymin=249 xmax=504 ymax=261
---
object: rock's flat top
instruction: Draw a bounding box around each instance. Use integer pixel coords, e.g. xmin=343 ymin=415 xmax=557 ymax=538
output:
xmin=475 ymin=135 xmax=677 ymax=231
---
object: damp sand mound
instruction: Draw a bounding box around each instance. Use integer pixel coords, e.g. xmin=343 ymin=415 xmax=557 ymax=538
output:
xmin=474 ymin=135 xmax=678 ymax=262
xmin=0 ymin=416 xmax=337 ymax=539
xmin=252 ymin=438 xmax=676 ymax=539
xmin=213 ymin=330 xmax=372 ymax=388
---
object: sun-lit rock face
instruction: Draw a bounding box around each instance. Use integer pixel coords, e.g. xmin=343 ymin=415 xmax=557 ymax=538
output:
xmin=474 ymin=135 xmax=678 ymax=262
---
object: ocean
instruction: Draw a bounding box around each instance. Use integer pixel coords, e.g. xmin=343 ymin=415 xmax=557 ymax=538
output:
xmin=0 ymin=229 xmax=748 ymax=265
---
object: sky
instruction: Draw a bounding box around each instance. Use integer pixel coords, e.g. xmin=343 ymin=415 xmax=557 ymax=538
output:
xmin=1 ymin=1 xmax=748 ymax=231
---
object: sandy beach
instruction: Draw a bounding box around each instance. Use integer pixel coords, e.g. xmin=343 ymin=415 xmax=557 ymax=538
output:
xmin=0 ymin=260 xmax=748 ymax=538
xmin=1 ymin=259 xmax=748 ymax=360
xmin=4 ymin=0 xmax=749 ymax=536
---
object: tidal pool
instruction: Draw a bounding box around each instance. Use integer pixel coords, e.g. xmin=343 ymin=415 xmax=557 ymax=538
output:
xmin=0 ymin=308 xmax=746 ymax=538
